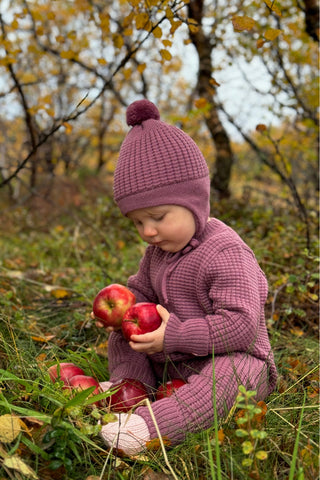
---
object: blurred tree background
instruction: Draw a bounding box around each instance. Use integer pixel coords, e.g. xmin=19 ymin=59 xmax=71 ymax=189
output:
xmin=0 ymin=0 xmax=318 ymax=221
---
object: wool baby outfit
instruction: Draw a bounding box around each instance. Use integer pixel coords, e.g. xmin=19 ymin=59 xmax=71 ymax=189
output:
xmin=100 ymin=99 xmax=277 ymax=453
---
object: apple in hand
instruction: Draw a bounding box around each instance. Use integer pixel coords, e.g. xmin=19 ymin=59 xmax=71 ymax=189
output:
xmin=156 ymin=379 xmax=187 ymax=400
xmin=121 ymin=302 xmax=162 ymax=341
xmin=109 ymin=378 xmax=148 ymax=412
xmin=92 ymin=284 xmax=136 ymax=328
xmin=48 ymin=363 xmax=85 ymax=384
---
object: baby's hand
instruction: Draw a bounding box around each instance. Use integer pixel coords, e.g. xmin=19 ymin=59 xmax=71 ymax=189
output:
xmin=90 ymin=312 xmax=120 ymax=333
xmin=128 ymin=305 xmax=170 ymax=355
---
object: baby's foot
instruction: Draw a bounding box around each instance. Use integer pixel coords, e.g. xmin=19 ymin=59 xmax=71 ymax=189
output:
xmin=100 ymin=412 xmax=150 ymax=455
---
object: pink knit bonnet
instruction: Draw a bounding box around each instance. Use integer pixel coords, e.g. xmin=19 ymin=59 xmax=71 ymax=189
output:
xmin=113 ymin=99 xmax=210 ymax=237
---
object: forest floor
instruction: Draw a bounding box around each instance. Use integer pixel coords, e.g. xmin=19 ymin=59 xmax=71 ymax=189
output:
xmin=0 ymin=174 xmax=319 ymax=480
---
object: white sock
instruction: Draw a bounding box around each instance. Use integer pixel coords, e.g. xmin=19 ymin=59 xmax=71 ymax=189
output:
xmin=100 ymin=413 xmax=150 ymax=455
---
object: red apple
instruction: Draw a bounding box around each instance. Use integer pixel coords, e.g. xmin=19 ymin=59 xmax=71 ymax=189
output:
xmin=156 ymin=379 xmax=187 ymax=400
xmin=121 ymin=302 xmax=162 ymax=341
xmin=92 ymin=284 xmax=136 ymax=328
xmin=68 ymin=375 xmax=100 ymax=394
xmin=108 ymin=378 xmax=148 ymax=412
xmin=48 ymin=363 xmax=85 ymax=384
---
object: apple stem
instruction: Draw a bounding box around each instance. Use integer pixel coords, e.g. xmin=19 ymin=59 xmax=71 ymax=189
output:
xmin=144 ymin=398 xmax=179 ymax=480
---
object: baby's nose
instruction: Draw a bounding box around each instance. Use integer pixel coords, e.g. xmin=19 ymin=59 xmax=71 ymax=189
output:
xmin=143 ymin=224 xmax=157 ymax=237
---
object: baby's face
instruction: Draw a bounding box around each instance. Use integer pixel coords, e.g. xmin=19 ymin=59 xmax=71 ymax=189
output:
xmin=127 ymin=205 xmax=196 ymax=253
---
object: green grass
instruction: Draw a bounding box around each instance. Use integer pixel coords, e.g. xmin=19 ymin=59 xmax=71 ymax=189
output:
xmin=0 ymin=183 xmax=318 ymax=480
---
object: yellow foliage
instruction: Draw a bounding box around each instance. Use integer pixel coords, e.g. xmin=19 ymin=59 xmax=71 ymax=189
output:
xmin=11 ymin=19 xmax=19 ymax=29
xmin=20 ymin=72 xmax=38 ymax=83
xmin=123 ymin=67 xmax=133 ymax=80
xmin=99 ymin=13 xmax=110 ymax=32
xmin=60 ymin=50 xmax=75 ymax=59
xmin=123 ymin=27 xmax=133 ymax=36
xmin=135 ymin=12 xmax=150 ymax=30
xmin=55 ymin=34 xmax=65 ymax=43
xmin=232 ymin=15 xmax=256 ymax=32
xmin=188 ymin=18 xmax=199 ymax=34
xmin=160 ymin=49 xmax=172 ymax=61
xmin=152 ymin=26 xmax=162 ymax=38
xmin=264 ymin=28 xmax=282 ymax=41
xmin=63 ymin=122 xmax=73 ymax=134
xmin=165 ymin=7 xmax=174 ymax=19
xmin=264 ymin=0 xmax=281 ymax=17
xmin=169 ymin=19 xmax=182 ymax=35
xmin=137 ymin=63 xmax=146 ymax=73
xmin=162 ymin=39 xmax=172 ymax=48
xmin=123 ymin=12 xmax=134 ymax=28
xmin=112 ymin=33 xmax=124 ymax=49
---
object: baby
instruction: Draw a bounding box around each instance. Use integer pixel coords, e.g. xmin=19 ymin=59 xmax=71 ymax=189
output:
xmin=95 ymin=99 xmax=277 ymax=455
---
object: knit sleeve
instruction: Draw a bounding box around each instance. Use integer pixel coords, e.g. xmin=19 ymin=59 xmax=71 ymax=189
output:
xmin=164 ymin=245 xmax=268 ymax=356
xmin=127 ymin=247 xmax=159 ymax=303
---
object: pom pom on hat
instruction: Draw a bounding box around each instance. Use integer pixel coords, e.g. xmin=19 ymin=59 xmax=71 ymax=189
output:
xmin=114 ymin=99 xmax=211 ymax=238
xmin=127 ymin=99 xmax=160 ymax=126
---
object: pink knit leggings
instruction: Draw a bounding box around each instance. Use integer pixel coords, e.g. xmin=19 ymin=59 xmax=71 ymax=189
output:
xmin=136 ymin=353 xmax=269 ymax=445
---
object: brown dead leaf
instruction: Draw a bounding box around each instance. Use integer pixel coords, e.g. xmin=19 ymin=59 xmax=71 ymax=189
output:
xmin=218 ymin=428 xmax=225 ymax=444
xmin=141 ymin=466 xmax=174 ymax=480
xmin=146 ymin=436 xmax=171 ymax=451
xmin=252 ymin=401 xmax=268 ymax=425
xmin=256 ymin=38 xmax=265 ymax=48
xmin=94 ymin=340 xmax=109 ymax=357
xmin=31 ymin=335 xmax=56 ymax=343
xmin=194 ymin=97 xmax=207 ymax=109
xmin=210 ymin=77 xmax=221 ymax=87
xmin=256 ymin=124 xmax=267 ymax=132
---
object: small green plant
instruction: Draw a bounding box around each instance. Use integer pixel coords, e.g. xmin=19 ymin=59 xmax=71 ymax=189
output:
xmin=234 ymin=386 xmax=268 ymax=474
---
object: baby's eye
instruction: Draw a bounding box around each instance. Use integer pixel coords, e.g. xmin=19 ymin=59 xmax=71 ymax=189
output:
xmin=133 ymin=219 xmax=143 ymax=227
xmin=154 ymin=215 xmax=165 ymax=222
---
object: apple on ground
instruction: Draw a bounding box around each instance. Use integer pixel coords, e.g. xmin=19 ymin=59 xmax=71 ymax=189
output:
xmin=108 ymin=378 xmax=148 ymax=412
xmin=68 ymin=375 xmax=100 ymax=394
xmin=156 ymin=379 xmax=187 ymax=400
xmin=121 ymin=302 xmax=162 ymax=341
xmin=68 ymin=375 xmax=101 ymax=405
xmin=92 ymin=284 xmax=136 ymax=328
xmin=48 ymin=362 xmax=85 ymax=385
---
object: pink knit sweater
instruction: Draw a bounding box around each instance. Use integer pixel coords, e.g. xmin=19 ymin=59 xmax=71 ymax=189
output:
xmin=107 ymin=218 xmax=277 ymax=443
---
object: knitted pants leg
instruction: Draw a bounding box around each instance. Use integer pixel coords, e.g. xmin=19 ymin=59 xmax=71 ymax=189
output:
xmin=136 ymin=352 xmax=269 ymax=446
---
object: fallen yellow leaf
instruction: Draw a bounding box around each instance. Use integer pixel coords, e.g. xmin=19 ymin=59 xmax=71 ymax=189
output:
xmin=3 ymin=455 xmax=38 ymax=479
xmin=0 ymin=414 xmax=23 ymax=443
